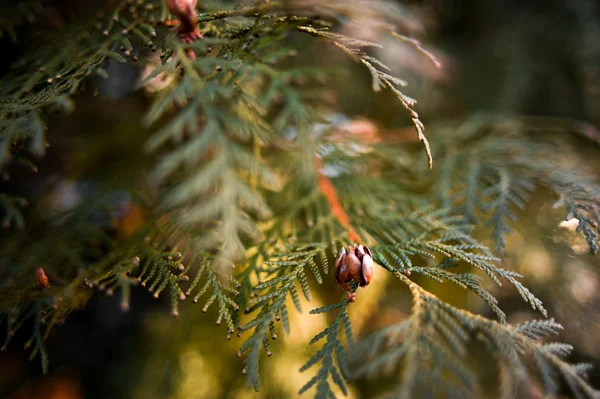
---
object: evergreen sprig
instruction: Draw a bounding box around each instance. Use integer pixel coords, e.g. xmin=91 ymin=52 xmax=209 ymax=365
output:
xmin=238 ymin=243 xmax=330 ymax=391
xmin=350 ymin=280 xmax=599 ymax=399
xmin=144 ymin=43 xmax=280 ymax=273
xmin=299 ymin=299 xmax=354 ymax=399
xmin=429 ymin=115 xmax=600 ymax=254
xmin=1 ymin=301 xmax=49 ymax=373
xmin=0 ymin=0 xmax=165 ymax=168
xmin=186 ymin=251 xmax=241 ymax=333
xmin=360 ymin=207 xmax=546 ymax=322
xmin=296 ymin=25 xmax=435 ymax=170
xmin=1 ymin=2 xmax=599 ymax=398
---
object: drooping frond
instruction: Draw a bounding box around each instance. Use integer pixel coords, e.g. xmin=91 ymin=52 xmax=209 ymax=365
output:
xmin=0 ymin=1 xmax=166 ymax=168
xmin=350 ymin=281 xmax=599 ymax=399
xmin=0 ymin=198 xmax=243 ymax=368
xmin=238 ymin=243 xmax=330 ymax=391
xmin=429 ymin=115 xmax=600 ymax=254
xmin=359 ymin=207 xmax=546 ymax=321
xmin=299 ymin=299 xmax=354 ymax=399
xmin=296 ymin=25 xmax=435 ymax=170
xmin=92 ymin=238 xmax=188 ymax=317
xmin=1 ymin=302 xmax=49 ymax=373
xmin=186 ymin=252 xmax=241 ymax=334
xmin=143 ymin=46 xmax=281 ymax=273
xmin=549 ymin=170 xmax=600 ymax=254
xmin=90 ymin=220 xmax=241 ymax=324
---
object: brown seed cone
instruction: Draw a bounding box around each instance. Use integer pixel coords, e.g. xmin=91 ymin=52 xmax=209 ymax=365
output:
xmin=334 ymin=247 xmax=353 ymax=290
xmin=334 ymin=244 xmax=375 ymax=290
xmin=345 ymin=246 xmax=364 ymax=286
xmin=360 ymin=252 xmax=374 ymax=287
xmin=165 ymin=0 xmax=202 ymax=44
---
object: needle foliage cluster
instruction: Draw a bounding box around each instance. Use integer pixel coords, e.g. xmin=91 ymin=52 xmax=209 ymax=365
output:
xmin=1 ymin=1 xmax=599 ymax=398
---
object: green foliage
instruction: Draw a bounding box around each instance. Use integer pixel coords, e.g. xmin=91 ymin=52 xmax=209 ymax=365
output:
xmin=1 ymin=1 xmax=600 ymax=399
xmin=2 ymin=302 xmax=48 ymax=373
xmin=364 ymin=207 xmax=546 ymax=322
xmin=428 ymin=116 xmax=600 ymax=254
xmin=239 ymin=243 xmax=330 ymax=391
xmin=0 ymin=196 xmax=119 ymax=371
xmin=350 ymin=281 xmax=598 ymax=398
xmin=297 ymin=25 xmax=434 ymax=169
xmin=186 ymin=248 xmax=240 ymax=331
xmin=299 ymin=300 xmax=354 ymax=399
xmin=143 ymin=42 xmax=281 ymax=273
xmin=91 ymin=221 xmax=241 ymax=321
xmin=0 ymin=0 xmax=165 ymax=168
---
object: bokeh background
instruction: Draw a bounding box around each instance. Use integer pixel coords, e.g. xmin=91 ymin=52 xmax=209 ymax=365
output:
xmin=1 ymin=0 xmax=600 ymax=398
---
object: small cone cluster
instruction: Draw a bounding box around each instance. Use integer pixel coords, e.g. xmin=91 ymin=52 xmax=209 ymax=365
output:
xmin=334 ymin=244 xmax=374 ymax=293
xmin=166 ymin=0 xmax=202 ymax=44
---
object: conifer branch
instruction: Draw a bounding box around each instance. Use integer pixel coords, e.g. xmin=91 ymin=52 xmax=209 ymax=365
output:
xmin=1 ymin=3 xmax=599 ymax=397
xmin=296 ymin=25 xmax=434 ymax=169
xmin=358 ymin=207 xmax=546 ymax=321
xmin=1 ymin=302 xmax=50 ymax=373
xmin=0 ymin=1 xmax=163 ymax=168
xmin=299 ymin=298 xmax=354 ymax=398
xmin=238 ymin=243 xmax=330 ymax=391
xmin=186 ymin=252 xmax=240 ymax=333
xmin=350 ymin=281 xmax=599 ymax=398
xmin=430 ymin=115 xmax=600 ymax=255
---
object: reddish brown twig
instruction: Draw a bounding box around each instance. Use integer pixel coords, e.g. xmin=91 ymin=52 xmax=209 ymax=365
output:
xmin=315 ymin=157 xmax=361 ymax=242
xmin=159 ymin=19 xmax=181 ymax=27
xmin=36 ymin=266 xmax=50 ymax=289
